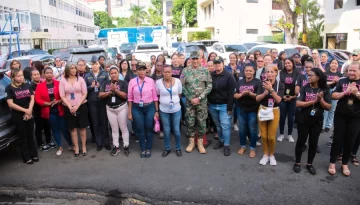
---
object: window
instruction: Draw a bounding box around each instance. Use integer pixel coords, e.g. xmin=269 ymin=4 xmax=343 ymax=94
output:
xmin=334 ymin=0 xmax=343 ymax=9
xmin=246 ymin=29 xmax=258 ymax=34
xmin=208 ymin=4 xmax=211 ymax=17
xmin=247 ymin=0 xmax=259 ymax=3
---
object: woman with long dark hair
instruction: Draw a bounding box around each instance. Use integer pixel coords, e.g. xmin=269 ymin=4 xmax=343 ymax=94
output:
xmin=119 ymin=59 xmax=131 ymax=83
xmin=6 ymin=60 xmax=21 ymax=76
xmin=277 ymin=51 xmax=287 ymax=71
xmin=207 ymin=52 xmax=217 ymax=62
xmin=294 ymin=68 xmax=331 ymax=174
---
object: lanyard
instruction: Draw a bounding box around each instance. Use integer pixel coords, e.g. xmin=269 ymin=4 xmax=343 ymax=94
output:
xmin=136 ymin=77 xmax=145 ymax=99
xmin=163 ymin=78 xmax=173 ymax=100
xmin=56 ymin=67 xmax=61 ymax=79
xmin=304 ymin=73 xmax=308 ymax=81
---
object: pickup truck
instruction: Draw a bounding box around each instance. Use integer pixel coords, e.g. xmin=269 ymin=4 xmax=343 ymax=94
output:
xmin=133 ymin=43 xmax=163 ymax=62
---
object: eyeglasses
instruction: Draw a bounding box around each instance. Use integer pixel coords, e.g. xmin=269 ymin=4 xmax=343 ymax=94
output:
xmin=192 ymin=58 xmax=199 ymax=60
xmin=131 ymin=64 xmax=137 ymax=66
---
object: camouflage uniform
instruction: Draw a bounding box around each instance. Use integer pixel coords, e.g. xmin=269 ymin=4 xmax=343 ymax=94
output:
xmin=181 ymin=65 xmax=212 ymax=139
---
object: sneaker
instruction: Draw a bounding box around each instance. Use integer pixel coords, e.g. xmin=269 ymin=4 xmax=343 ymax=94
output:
xmin=233 ymin=124 xmax=239 ymax=131
xmin=287 ymin=135 xmax=294 ymax=143
xmin=48 ymin=141 xmax=57 ymax=148
xmin=277 ymin=134 xmax=284 ymax=142
xmin=224 ymin=146 xmax=230 ymax=156
xmin=56 ymin=149 xmax=63 ymax=156
xmin=110 ymin=147 xmax=120 ymax=156
xmin=293 ymin=164 xmax=301 ymax=173
xmin=269 ymin=155 xmax=277 ymax=166
xmin=259 ymin=155 xmax=269 ymax=165
xmin=40 ymin=144 xmax=50 ymax=152
xmin=256 ymin=141 xmax=262 ymax=146
xmin=213 ymin=141 xmax=224 ymax=150
xmin=306 ymin=164 xmax=316 ymax=175
xmin=124 ymin=146 xmax=130 ymax=156
xmin=159 ymin=132 xmax=164 ymax=139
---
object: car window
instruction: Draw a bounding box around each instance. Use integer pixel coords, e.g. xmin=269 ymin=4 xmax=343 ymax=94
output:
xmin=137 ymin=44 xmax=159 ymax=50
xmin=172 ymin=42 xmax=180 ymax=48
xmin=71 ymin=52 xmax=106 ymax=63
xmin=224 ymin=45 xmax=247 ymax=52
xmin=284 ymin=48 xmax=298 ymax=57
xmin=249 ymin=47 xmax=268 ymax=55
xmin=0 ymin=73 xmax=11 ymax=97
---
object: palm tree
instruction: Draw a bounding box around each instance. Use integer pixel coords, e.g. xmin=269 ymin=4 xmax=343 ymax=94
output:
xmin=129 ymin=5 xmax=148 ymax=26
xmin=299 ymin=0 xmax=318 ymax=44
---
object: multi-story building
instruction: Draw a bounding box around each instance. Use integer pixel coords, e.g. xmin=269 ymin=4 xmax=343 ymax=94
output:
xmin=323 ymin=0 xmax=360 ymax=51
xmin=0 ymin=0 xmax=96 ymax=54
xmin=197 ymin=0 xmax=273 ymax=43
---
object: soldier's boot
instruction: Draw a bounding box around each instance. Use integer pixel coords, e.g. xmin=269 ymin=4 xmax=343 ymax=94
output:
xmin=186 ymin=138 xmax=195 ymax=153
xmin=198 ymin=139 xmax=206 ymax=154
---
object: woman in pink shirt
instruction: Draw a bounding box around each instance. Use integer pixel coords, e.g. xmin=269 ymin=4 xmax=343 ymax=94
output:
xmin=128 ymin=62 xmax=159 ymax=158
xmin=59 ymin=63 xmax=89 ymax=157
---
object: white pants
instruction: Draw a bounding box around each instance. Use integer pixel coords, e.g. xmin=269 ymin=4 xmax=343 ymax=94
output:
xmin=106 ymin=103 xmax=129 ymax=147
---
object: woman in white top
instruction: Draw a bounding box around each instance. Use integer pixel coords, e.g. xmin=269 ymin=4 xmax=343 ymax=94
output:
xmin=156 ymin=65 xmax=183 ymax=157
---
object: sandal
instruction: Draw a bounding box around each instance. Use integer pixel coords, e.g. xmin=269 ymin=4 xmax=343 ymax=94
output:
xmin=341 ymin=165 xmax=351 ymax=177
xmin=351 ymin=155 xmax=359 ymax=166
xmin=249 ymin=150 xmax=256 ymax=158
xmin=328 ymin=164 xmax=336 ymax=175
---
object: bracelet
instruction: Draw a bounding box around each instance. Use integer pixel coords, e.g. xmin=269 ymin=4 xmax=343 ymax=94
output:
xmin=269 ymin=89 xmax=274 ymax=94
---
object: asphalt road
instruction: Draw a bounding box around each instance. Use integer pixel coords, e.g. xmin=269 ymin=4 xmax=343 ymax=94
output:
xmin=0 ymin=125 xmax=359 ymax=205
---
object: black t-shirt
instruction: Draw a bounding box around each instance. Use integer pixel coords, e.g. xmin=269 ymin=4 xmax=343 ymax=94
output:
xmin=31 ymin=82 xmax=41 ymax=115
xmin=295 ymin=63 xmax=303 ymax=74
xmin=334 ymin=78 xmax=360 ymax=117
xmin=325 ymin=70 xmax=343 ymax=89
xmin=5 ymin=83 xmax=33 ymax=115
xmin=280 ymin=70 xmax=298 ymax=96
xmin=46 ymin=83 xmax=58 ymax=113
xmin=235 ymin=78 xmax=260 ymax=112
xmin=296 ymin=74 xmax=308 ymax=88
xmin=151 ymin=73 xmax=163 ymax=82
xmin=171 ymin=65 xmax=184 ymax=79
xmin=297 ymin=84 xmax=331 ymax=120
xmin=100 ymin=80 xmax=128 ymax=106
xmin=256 ymin=80 xmax=285 ymax=107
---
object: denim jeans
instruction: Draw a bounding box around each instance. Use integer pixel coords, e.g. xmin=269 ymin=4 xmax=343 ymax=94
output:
xmin=132 ymin=102 xmax=156 ymax=151
xmin=208 ymin=104 xmax=232 ymax=146
xmin=49 ymin=113 xmax=72 ymax=147
xmin=180 ymin=95 xmax=187 ymax=120
xmin=236 ymin=107 xmax=258 ymax=150
xmin=160 ymin=109 xmax=182 ymax=150
xmin=279 ymin=99 xmax=296 ymax=135
xmin=323 ymin=100 xmax=337 ymax=129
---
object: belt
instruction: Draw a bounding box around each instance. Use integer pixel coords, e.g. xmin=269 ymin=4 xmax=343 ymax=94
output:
xmin=108 ymin=102 xmax=126 ymax=109
xmin=260 ymin=105 xmax=279 ymax=109
xmin=133 ymin=102 xmax=154 ymax=107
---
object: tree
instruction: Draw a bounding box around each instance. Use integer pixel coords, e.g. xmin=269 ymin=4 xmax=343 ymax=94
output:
xmin=129 ymin=5 xmax=148 ymax=26
xmin=94 ymin=11 xmax=115 ymax=28
xmin=299 ymin=0 xmax=321 ymax=44
xmin=113 ymin=17 xmax=136 ymax=28
xmin=307 ymin=21 xmax=324 ymax=48
xmin=148 ymin=0 xmax=163 ymax=26
xmin=172 ymin=0 xmax=197 ymax=32
xmin=274 ymin=0 xmax=301 ymax=44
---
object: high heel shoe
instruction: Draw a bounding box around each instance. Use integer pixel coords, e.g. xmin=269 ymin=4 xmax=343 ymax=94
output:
xmin=341 ymin=165 xmax=351 ymax=177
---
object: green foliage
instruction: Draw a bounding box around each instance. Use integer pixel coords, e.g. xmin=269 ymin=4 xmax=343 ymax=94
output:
xmin=273 ymin=33 xmax=285 ymax=44
xmin=172 ymin=0 xmax=197 ymax=30
xmin=47 ymin=49 xmax=55 ymax=54
xmin=307 ymin=21 xmax=324 ymax=48
xmin=129 ymin=5 xmax=148 ymax=26
xmin=148 ymin=0 xmax=163 ymax=26
xmin=188 ymin=31 xmax=211 ymax=42
xmin=113 ymin=17 xmax=136 ymax=28
xmin=94 ymin=11 xmax=115 ymax=28
xmin=276 ymin=17 xmax=294 ymax=29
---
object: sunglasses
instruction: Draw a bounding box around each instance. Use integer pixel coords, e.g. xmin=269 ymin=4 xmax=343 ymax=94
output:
xmin=192 ymin=58 xmax=199 ymax=60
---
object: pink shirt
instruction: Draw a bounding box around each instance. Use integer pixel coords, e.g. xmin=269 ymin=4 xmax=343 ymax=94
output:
xmin=59 ymin=77 xmax=87 ymax=106
xmin=128 ymin=76 xmax=158 ymax=103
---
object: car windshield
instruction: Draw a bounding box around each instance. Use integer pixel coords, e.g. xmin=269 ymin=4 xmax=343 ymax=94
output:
xmin=119 ymin=43 xmax=135 ymax=52
xmin=185 ymin=45 xmax=207 ymax=58
xmin=172 ymin=42 xmax=181 ymax=48
xmin=137 ymin=44 xmax=159 ymax=50
xmin=284 ymin=48 xmax=298 ymax=57
xmin=224 ymin=45 xmax=247 ymax=52
xmin=71 ymin=52 xmax=106 ymax=63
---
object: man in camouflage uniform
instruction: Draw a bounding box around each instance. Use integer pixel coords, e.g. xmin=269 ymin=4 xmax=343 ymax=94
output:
xmin=181 ymin=51 xmax=212 ymax=154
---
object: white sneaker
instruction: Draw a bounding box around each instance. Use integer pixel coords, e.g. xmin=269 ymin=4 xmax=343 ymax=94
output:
xmin=287 ymin=135 xmax=294 ymax=143
xmin=277 ymin=134 xmax=284 ymax=142
xmin=234 ymin=124 xmax=239 ymax=131
xmin=269 ymin=155 xmax=277 ymax=166
xmin=259 ymin=155 xmax=269 ymax=165
xmin=256 ymin=141 xmax=261 ymax=146
xmin=56 ymin=149 xmax=63 ymax=156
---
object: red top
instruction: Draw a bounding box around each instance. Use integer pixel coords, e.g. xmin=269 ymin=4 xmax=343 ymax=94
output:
xmin=35 ymin=80 xmax=64 ymax=119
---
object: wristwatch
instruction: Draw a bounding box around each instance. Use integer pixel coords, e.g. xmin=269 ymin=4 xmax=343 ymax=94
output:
xmin=198 ymin=96 xmax=202 ymax=100
xmin=269 ymin=89 xmax=274 ymax=94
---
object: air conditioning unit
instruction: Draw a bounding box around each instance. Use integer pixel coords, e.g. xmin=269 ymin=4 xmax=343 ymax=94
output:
xmin=44 ymin=28 xmax=48 ymax=32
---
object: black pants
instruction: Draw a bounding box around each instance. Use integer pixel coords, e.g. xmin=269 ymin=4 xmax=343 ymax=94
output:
xmin=330 ymin=113 xmax=360 ymax=164
xmin=88 ymin=101 xmax=109 ymax=146
xmin=34 ymin=113 xmax=51 ymax=146
xmin=88 ymin=111 xmax=95 ymax=143
xmin=12 ymin=112 xmax=38 ymax=162
xmin=352 ymin=133 xmax=360 ymax=155
xmin=295 ymin=117 xmax=322 ymax=164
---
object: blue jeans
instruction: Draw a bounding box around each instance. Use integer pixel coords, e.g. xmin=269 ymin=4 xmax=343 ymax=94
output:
xmin=208 ymin=104 xmax=232 ymax=146
xmin=49 ymin=113 xmax=72 ymax=147
xmin=160 ymin=110 xmax=182 ymax=150
xmin=180 ymin=95 xmax=187 ymax=120
xmin=323 ymin=100 xmax=337 ymax=129
xmin=132 ymin=103 xmax=156 ymax=151
xmin=279 ymin=99 xmax=296 ymax=135
xmin=236 ymin=107 xmax=258 ymax=150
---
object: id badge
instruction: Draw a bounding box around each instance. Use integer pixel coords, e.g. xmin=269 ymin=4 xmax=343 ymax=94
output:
xmin=169 ymin=101 xmax=174 ymax=109
xmin=310 ymin=109 xmax=316 ymax=116
xmin=94 ymin=87 xmax=99 ymax=92
xmin=70 ymin=92 xmax=75 ymax=100
xmin=268 ymin=99 xmax=274 ymax=107
xmin=348 ymin=99 xmax=354 ymax=105
xmin=286 ymin=89 xmax=290 ymax=95
xmin=111 ymin=96 xmax=116 ymax=103
xmin=139 ymin=100 xmax=144 ymax=107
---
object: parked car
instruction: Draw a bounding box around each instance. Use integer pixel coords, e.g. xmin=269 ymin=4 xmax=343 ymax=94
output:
xmin=119 ymin=43 xmax=136 ymax=61
xmin=248 ymin=44 xmax=311 ymax=58
xmin=192 ymin=40 xmax=219 ymax=50
xmin=0 ymin=71 xmax=18 ymax=151
xmin=168 ymin=42 xmax=181 ymax=57
xmin=329 ymin=49 xmax=354 ymax=60
xmin=209 ymin=43 xmax=248 ymax=64
xmin=1 ymin=54 xmax=55 ymax=72
xmin=8 ymin=49 xmax=49 ymax=60
xmin=133 ymin=43 xmax=163 ymax=63
xmin=52 ymin=48 xmax=72 ymax=61
xmin=176 ymin=42 xmax=208 ymax=59
xmin=68 ymin=48 xmax=107 ymax=67
xmin=317 ymin=49 xmax=346 ymax=68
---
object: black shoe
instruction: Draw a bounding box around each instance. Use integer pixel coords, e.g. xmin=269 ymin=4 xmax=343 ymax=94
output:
xmin=162 ymin=150 xmax=171 ymax=157
xmin=124 ymin=146 xmax=130 ymax=156
xmin=105 ymin=145 xmax=111 ymax=150
xmin=110 ymin=147 xmax=120 ymax=156
xmin=306 ymin=164 xmax=316 ymax=175
xmin=302 ymin=144 xmax=307 ymax=152
xmin=140 ymin=151 xmax=146 ymax=158
xmin=324 ymin=128 xmax=330 ymax=133
xmin=32 ymin=157 xmax=39 ymax=162
xmin=74 ymin=153 xmax=79 ymax=157
xmin=25 ymin=159 xmax=34 ymax=164
xmin=40 ymin=144 xmax=50 ymax=152
xmin=82 ymin=152 xmax=87 ymax=156
xmin=97 ymin=146 xmax=102 ymax=151
xmin=224 ymin=146 xmax=230 ymax=156
xmin=293 ymin=164 xmax=301 ymax=173
xmin=176 ymin=150 xmax=182 ymax=157
xmin=145 ymin=150 xmax=152 ymax=158
xmin=316 ymin=146 xmax=321 ymax=153
xmin=48 ymin=141 xmax=57 ymax=148
xmin=213 ymin=141 xmax=224 ymax=150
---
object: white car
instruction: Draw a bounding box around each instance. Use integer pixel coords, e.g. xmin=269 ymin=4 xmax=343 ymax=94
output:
xmin=209 ymin=43 xmax=248 ymax=65
xmin=167 ymin=42 xmax=181 ymax=57
xmin=247 ymin=44 xmax=311 ymax=57
xmin=133 ymin=43 xmax=163 ymax=63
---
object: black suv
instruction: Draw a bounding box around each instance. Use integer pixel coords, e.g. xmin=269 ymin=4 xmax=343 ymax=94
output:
xmin=0 ymin=71 xmax=18 ymax=151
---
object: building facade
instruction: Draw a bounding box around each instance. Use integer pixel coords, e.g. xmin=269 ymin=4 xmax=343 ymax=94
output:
xmin=0 ymin=0 xmax=96 ymax=54
xmin=323 ymin=0 xmax=360 ymax=51
xmin=197 ymin=0 xmax=273 ymax=43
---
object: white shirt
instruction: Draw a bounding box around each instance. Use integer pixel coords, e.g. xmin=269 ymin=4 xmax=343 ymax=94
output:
xmin=156 ymin=78 xmax=182 ymax=113
xmin=52 ymin=66 xmax=64 ymax=80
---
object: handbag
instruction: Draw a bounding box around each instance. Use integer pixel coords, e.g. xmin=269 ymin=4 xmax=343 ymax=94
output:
xmin=154 ymin=116 xmax=160 ymax=132
xmin=258 ymin=106 xmax=274 ymax=121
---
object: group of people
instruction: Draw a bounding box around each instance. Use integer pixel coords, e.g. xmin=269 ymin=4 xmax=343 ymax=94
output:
xmin=5 ymin=47 xmax=360 ymax=178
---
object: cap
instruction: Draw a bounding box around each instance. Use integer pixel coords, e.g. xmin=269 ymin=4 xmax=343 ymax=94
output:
xmin=136 ymin=61 xmax=147 ymax=70
xmin=190 ymin=51 xmax=200 ymax=59
xmin=90 ymin=55 xmax=98 ymax=63
xmin=213 ymin=56 xmax=224 ymax=63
